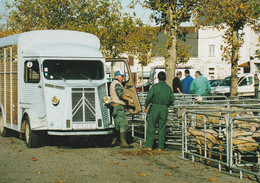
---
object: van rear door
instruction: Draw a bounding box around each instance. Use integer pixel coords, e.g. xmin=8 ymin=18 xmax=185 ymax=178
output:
xmin=105 ymin=58 xmax=141 ymax=114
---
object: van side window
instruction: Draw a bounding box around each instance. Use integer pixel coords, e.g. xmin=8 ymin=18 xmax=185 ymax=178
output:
xmin=24 ymin=60 xmax=40 ymax=83
xmin=248 ymin=76 xmax=253 ymax=85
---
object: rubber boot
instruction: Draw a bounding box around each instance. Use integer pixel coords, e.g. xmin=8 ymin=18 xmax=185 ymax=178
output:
xmin=120 ymin=132 xmax=133 ymax=148
xmin=111 ymin=130 xmax=119 ymax=146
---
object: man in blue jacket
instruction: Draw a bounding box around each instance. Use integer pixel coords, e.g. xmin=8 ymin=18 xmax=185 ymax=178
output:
xmin=182 ymin=69 xmax=193 ymax=94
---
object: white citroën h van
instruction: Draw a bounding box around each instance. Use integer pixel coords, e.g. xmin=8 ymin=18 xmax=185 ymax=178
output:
xmin=0 ymin=30 xmax=141 ymax=147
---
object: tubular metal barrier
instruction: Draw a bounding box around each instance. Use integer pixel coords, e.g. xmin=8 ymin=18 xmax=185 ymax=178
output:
xmin=181 ymin=108 xmax=260 ymax=180
xmin=128 ymin=93 xmax=260 ymax=179
xmin=229 ymin=116 xmax=260 ymax=179
xmin=182 ymin=111 xmax=229 ymax=172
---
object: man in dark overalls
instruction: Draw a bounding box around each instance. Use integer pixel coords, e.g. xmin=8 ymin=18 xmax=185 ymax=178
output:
xmin=142 ymin=71 xmax=175 ymax=151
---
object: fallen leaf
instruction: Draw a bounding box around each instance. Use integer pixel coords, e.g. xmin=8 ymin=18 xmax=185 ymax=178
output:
xmin=208 ymin=178 xmax=218 ymax=182
xmin=171 ymin=166 xmax=178 ymax=169
xmin=145 ymin=164 xmax=150 ymax=166
xmin=32 ymin=157 xmax=36 ymax=161
xmin=56 ymin=181 xmax=64 ymax=183
xmin=122 ymin=164 xmax=128 ymax=166
xmin=139 ymin=174 xmax=146 ymax=177
xmin=216 ymin=171 xmax=219 ymax=174
xmin=37 ymin=171 xmax=42 ymax=174
xmin=109 ymin=162 xmax=119 ymax=165
xmin=165 ymin=173 xmax=173 ymax=176
xmin=61 ymin=168 xmax=65 ymax=171
xmin=54 ymin=152 xmax=60 ymax=154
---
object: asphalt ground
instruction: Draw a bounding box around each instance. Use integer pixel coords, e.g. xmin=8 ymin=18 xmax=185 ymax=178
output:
xmin=0 ymin=134 xmax=256 ymax=183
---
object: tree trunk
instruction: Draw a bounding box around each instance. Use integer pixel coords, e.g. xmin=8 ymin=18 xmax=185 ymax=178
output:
xmin=141 ymin=66 xmax=144 ymax=92
xmin=230 ymin=29 xmax=239 ymax=97
xmin=165 ymin=7 xmax=177 ymax=89
xmin=166 ymin=32 xmax=177 ymax=89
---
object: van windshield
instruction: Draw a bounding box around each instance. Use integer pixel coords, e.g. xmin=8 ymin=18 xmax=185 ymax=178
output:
xmin=43 ymin=60 xmax=104 ymax=80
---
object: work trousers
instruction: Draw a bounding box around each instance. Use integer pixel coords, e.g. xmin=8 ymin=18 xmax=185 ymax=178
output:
xmin=145 ymin=104 xmax=168 ymax=149
xmin=255 ymin=88 xmax=259 ymax=99
xmin=112 ymin=105 xmax=128 ymax=132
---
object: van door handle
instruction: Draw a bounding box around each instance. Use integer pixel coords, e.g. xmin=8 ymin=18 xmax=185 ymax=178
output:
xmin=38 ymin=85 xmax=42 ymax=88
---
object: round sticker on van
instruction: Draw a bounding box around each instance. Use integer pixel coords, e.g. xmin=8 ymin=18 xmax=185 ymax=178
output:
xmin=27 ymin=61 xmax=33 ymax=68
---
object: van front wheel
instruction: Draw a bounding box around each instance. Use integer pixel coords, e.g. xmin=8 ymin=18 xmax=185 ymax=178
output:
xmin=25 ymin=117 xmax=38 ymax=148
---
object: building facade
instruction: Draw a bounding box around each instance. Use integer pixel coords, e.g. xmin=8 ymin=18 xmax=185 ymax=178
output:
xmin=130 ymin=26 xmax=260 ymax=84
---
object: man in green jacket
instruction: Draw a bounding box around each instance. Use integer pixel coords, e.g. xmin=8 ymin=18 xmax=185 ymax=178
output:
xmin=190 ymin=71 xmax=211 ymax=96
xmin=142 ymin=72 xmax=175 ymax=151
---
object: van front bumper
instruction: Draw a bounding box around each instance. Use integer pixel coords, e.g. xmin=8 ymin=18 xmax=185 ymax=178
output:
xmin=47 ymin=129 xmax=113 ymax=136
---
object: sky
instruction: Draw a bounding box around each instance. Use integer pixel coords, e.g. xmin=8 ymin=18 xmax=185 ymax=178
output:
xmin=121 ymin=0 xmax=156 ymax=26
xmin=121 ymin=0 xmax=194 ymax=27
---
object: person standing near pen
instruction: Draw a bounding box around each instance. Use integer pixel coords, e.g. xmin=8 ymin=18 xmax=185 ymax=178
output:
xmin=142 ymin=71 xmax=175 ymax=151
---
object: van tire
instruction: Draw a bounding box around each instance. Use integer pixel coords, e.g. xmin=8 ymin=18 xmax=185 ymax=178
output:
xmin=0 ymin=111 xmax=10 ymax=137
xmin=25 ymin=117 xmax=38 ymax=148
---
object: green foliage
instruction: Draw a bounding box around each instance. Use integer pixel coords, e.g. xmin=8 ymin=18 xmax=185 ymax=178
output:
xmin=127 ymin=26 xmax=159 ymax=67
xmin=144 ymin=0 xmax=197 ymax=28
xmin=144 ymin=0 xmax=197 ymax=86
xmin=2 ymin=0 xmax=150 ymax=59
xmin=195 ymin=0 xmax=259 ymax=62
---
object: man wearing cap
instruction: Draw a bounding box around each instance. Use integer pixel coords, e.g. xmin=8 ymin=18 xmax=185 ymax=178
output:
xmin=142 ymin=71 xmax=175 ymax=151
xmin=190 ymin=71 xmax=211 ymax=96
xmin=110 ymin=71 xmax=134 ymax=148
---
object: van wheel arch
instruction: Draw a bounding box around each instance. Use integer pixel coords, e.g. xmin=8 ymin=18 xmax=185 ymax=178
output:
xmin=23 ymin=114 xmax=39 ymax=148
xmin=19 ymin=113 xmax=28 ymax=140
xmin=0 ymin=107 xmax=10 ymax=137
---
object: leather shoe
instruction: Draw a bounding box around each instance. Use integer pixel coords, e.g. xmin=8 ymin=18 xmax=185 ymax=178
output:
xmin=141 ymin=147 xmax=153 ymax=151
xmin=157 ymin=149 xmax=164 ymax=152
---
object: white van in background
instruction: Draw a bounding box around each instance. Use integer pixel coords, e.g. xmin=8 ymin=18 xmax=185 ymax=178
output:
xmin=149 ymin=66 xmax=196 ymax=84
xmin=211 ymin=73 xmax=259 ymax=97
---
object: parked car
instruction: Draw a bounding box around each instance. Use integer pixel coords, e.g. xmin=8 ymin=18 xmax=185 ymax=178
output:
xmin=211 ymin=73 xmax=259 ymax=97
xmin=136 ymin=82 xmax=150 ymax=92
xmin=210 ymin=79 xmax=222 ymax=87
xmin=210 ymin=79 xmax=223 ymax=93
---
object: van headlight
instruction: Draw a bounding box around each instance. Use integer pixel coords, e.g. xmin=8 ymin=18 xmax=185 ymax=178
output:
xmin=103 ymin=96 xmax=111 ymax=104
xmin=52 ymin=96 xmax=60 ymax=106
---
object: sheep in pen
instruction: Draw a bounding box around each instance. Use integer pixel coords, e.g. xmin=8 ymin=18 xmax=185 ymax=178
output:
xmin=187 ymin=127 xmax=223 ymax=164
xmin=187 ymin=114 xmax=260 ymax=166
xmin=230 ymin=119 xmax=260 ymax=165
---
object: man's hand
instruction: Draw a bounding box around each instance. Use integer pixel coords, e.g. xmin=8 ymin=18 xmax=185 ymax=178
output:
xmin=144 ymin=107 xmax=148 ymax=113
xmin=129 ymin=98 xmax=134 ymax=104
xmin=125 ymin=93 xmax=131 ymax=97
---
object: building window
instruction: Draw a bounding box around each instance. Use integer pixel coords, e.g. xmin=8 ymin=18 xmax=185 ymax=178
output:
xmin=208 ymin=67 xmax=215 ymax=78
xmin=209 ymin=45 xmax=215 ymax=57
